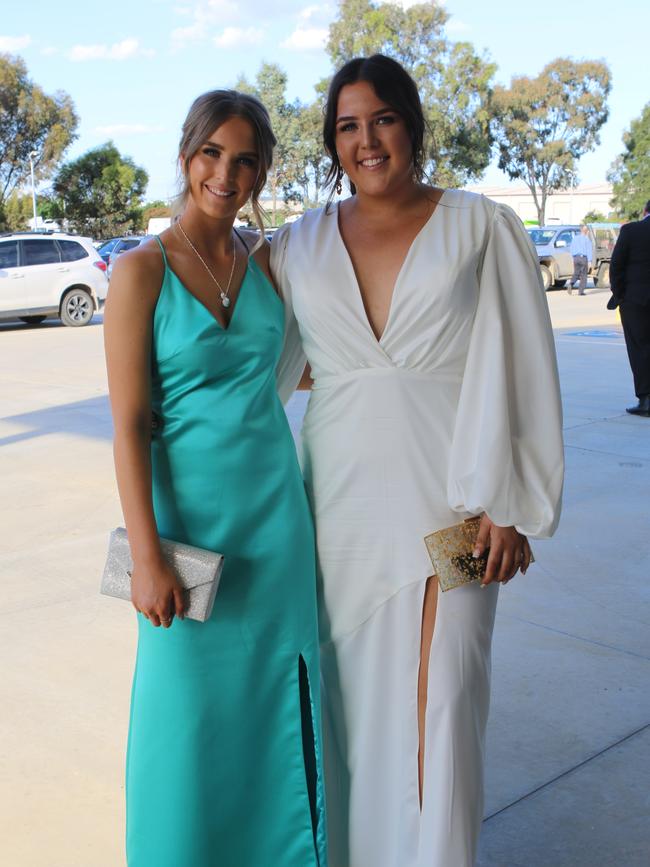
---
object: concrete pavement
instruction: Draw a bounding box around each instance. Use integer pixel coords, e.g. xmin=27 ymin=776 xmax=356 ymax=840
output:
xmin=1 ymin=283 xmax=648 ymax=866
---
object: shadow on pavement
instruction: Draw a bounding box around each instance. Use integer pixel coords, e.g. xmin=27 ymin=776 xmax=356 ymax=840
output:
xmin=0 ymin=314 xmax=104 ymax=333
xmin=0 ymin=394 xmax=113 ymax=446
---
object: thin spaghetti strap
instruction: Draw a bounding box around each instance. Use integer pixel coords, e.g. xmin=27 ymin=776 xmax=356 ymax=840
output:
xmin=154 ymin=235 xmax=168 ymax=268
xmin=233 ymin=227 xmax=250 ymax=253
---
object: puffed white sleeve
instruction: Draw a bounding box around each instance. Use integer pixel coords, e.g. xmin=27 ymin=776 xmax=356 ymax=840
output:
xmin=270 ymin=223 xmax=308 ymax=405
xmin=447 ymin=203 xmax=564 ymax=538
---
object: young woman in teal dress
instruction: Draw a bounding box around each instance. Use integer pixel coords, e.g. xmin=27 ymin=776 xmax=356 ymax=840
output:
xmin=104 ymin=90 xmax=327 ymax=867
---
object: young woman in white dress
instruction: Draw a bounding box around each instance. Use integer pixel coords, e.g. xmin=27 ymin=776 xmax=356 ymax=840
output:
xmin=271 ymin=55 xmax=564 ymax=867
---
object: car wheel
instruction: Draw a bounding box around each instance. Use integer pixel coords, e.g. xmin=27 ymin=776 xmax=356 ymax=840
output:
xmin=595 ymin=262 xmax=610 ymax=288
xmin=540 ymin=265 xmax=552 ymax=291
xmin=19 ymin=315 xmax=47 ymax=325
xmin=60 ymin=288 xmax=94 ymax=327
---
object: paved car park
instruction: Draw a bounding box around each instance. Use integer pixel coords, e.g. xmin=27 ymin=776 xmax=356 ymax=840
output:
xmin=1 ymin=286 xmax=648 ymax=866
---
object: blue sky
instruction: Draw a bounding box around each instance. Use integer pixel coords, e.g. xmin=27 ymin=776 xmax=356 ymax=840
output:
xmin=1 ymin=0 xmax=647 ymax=201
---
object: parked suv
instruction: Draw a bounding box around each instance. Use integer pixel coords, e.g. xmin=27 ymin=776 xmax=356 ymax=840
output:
xmin=0 ymin=232 xmax=108 ymax=327
xmin=527 ymin=223 xmax=620 ymax=291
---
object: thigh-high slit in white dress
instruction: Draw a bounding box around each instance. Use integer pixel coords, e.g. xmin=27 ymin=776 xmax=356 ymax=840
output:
xmin=271 ymin=190 xmax=564 ymax=867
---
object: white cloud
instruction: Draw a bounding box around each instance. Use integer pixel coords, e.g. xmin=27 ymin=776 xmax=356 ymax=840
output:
xmin=94 ymin=123 xmax=166 ymax=136
xmin=0 ymin=35 xmax=32 ymax=51
xmin=68 ymin=38 xmax=154 ymax=62
xmin=171 ymin=23 xmax=204 ymax=44
xmin=299 ymin=4 xmax=321 ymax=20
xmin=298 ymin=2 xmax=335 ymax=25
xmin=281 ymin=26 xmax=328 ymax=52
xmin=214 ymin=27 xmax=264 ymax=48
xmin=40 ymin=46 xmax=59 ymax=56
xmin=171 ymin=0 xmax=239 ymax=47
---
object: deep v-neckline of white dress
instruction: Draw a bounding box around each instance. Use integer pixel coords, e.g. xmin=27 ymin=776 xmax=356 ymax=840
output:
xmin=335 ymin=191 xmax=447 ymax=345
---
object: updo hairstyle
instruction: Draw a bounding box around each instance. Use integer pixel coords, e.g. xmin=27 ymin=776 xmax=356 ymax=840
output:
xmin=175 ymin=89 xmax=276 ymax=243
xmin=323 ymin=54 xmax=426 ymax=198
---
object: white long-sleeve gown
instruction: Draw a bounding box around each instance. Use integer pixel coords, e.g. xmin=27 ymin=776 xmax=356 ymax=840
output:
xmin=271 ymin=190 xmax=564 ymax=867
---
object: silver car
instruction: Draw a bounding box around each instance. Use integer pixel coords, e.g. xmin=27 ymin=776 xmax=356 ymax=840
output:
xmin=527 ymin=225 xmax=586 ymax=290
xmin=105 ymin=236 xmax=153 ymax=278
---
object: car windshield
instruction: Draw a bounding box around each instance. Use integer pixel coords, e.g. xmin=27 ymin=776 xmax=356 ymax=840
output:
xmin=527 ymin=229 xmax=557 ymax=245
xmin=98 ymin=239 xmax=119 ymax=255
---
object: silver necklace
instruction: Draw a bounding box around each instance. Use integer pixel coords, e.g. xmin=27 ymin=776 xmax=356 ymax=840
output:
xmin=176 ymin=220 xmax=236 ymax=308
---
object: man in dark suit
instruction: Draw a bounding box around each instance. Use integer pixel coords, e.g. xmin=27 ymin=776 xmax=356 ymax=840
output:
xmin=608 ymin=201 xmax=650 ymax=416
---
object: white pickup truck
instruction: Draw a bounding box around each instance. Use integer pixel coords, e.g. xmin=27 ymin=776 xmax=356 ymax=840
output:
xmin=526 ymin=223 xmax=619 ymax=290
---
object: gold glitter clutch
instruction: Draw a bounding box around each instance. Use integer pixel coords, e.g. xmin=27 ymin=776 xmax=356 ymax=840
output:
xmin=424 ymin=517 xmax=487 ymax=592
xmin=424 ymin=517 xmax=534 ymax=591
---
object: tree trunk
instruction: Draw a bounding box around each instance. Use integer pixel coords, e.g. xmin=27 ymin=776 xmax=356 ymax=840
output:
xmin=527 ymin=183 xmax=544 ymax=226
xmin=538 ymin=188 xmax=548 ymax=226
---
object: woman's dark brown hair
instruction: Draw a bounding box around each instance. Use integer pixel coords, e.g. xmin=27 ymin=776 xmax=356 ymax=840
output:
xmin=323 ymin=54 xmax=426 ymax=198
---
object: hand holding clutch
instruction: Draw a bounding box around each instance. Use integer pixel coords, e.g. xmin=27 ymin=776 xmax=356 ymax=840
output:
xmin=424 ymin=516 xmax=533 ymax=591
xmin=101 ymin=528 xmax=224 ymax=622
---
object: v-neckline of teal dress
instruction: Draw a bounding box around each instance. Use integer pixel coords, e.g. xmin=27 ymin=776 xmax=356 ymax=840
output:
xmin=155 ymin=233 xmax=275 ymax=334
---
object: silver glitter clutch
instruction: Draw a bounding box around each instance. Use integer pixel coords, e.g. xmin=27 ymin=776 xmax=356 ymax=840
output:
xmin=100 ymin=527 xmax=224 ymax=622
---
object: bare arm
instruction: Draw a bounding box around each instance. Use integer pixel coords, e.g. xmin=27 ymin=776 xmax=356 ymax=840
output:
xmin=297 ymin=364 xmax=312 ymax=390
xmin=103 ymin=242 xmax=185 ymax=626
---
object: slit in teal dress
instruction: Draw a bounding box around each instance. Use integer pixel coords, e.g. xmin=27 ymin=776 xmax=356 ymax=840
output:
xmin=299 ymin=654 xmax=321 ymax=863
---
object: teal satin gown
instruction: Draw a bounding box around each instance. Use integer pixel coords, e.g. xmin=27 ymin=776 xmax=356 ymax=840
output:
xmin=125 ymin=236 xmax=327 ymax=867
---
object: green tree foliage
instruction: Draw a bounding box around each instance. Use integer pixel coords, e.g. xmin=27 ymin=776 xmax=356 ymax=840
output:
xmin=583 ymin=210 xmax=608 ymax=223
xmin=0 ymin=190 xmax=61 ymax=230
xmin=491 ymin=58 xmax=611 ymax=225
xmin=238 ymin=64 xmax=329 ymax=212
xmin=0 ymin=54 xmax=78 ymax=225
xmin=142 ymin=199 xmax=172 ymax=221
xmin=607 ymin=102 xmax=650 ymax=220
xmin=37 ymin=192 xmax=61 ymax=221
xmin=52 ymin=142 xmax=148 ymax=237
xmin=3 ymin=191 xmax=32 ymax=230
xmin=236 ymin=63 xmax=300 ymax=223
xmin=292 ymin=100 xmax=328 ymax=207
xmin=326 ymin=0 xmax=496 ymax=186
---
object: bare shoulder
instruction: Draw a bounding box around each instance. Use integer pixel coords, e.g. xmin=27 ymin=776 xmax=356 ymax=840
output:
xmin=107 ymin=238 xmax=165 ymax=310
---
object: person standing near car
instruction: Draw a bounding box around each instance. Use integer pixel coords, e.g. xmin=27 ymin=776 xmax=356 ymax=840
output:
xmin=608 ymin=201 xmax=650 ymax=417
xmin=568 ymin=224 xmax=593 ymax=295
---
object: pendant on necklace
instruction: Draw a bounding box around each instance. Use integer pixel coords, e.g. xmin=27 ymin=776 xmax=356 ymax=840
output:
xmin=220 ymin=293 xmax=231 ymax=308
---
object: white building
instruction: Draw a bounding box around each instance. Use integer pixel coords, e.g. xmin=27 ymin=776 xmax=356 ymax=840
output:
xmin=27 ymin=216 xmax=61 ymax=231
xmin=465 ymin=182 xmax=614 ymax=224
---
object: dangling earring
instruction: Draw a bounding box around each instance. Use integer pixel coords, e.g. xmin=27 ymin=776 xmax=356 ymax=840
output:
xmin=335 ymin=167 xmax=343 ymax=196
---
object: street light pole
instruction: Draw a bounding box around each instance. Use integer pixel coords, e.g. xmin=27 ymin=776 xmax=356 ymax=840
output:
xmin=29 ymin=151 xmax=38 ymax=231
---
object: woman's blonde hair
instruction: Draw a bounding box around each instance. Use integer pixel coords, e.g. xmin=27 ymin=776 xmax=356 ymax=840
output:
xmin=174 ymin=89 xmax=275 ymax=246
